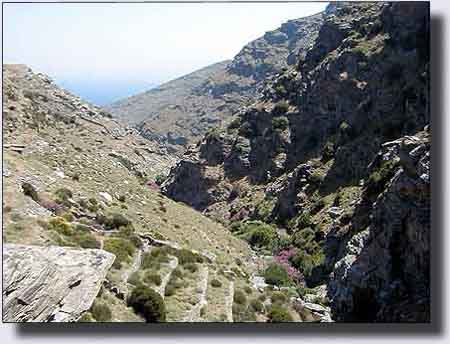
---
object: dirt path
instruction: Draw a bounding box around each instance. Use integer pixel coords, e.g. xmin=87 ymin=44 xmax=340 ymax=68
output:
xmin=121 ymin=241 xmax=149 ymax=297
xmin=155 ymin=256 xmax=178 ymax=298
xmin=182 ymin=265 xmax=209 ymax=322
xmin=225 ymin=280 xmax=234 ymax=322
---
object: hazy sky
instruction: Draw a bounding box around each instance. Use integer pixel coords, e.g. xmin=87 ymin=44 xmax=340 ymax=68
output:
xmin=3 ymin=2 xmax=327 ymax=105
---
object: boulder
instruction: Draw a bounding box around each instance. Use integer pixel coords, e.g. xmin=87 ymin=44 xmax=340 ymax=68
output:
xmin=2 ymin=244 xmax=115 ymax=322
xmin=98 ymin=191 xmax=113 ymax=204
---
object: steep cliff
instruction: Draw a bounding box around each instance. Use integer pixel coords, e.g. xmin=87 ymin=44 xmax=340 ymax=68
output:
xmin=163 ymin=1 xmax=430 ymax=322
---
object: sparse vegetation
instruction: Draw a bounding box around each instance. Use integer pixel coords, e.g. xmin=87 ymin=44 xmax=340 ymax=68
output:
xmin=54 ymin=187 xmax=73 ymax=206
xmin=366 ymin=160 xmax=399 ymax=196
xmin=90 ymin=301 xmax=112 ymax=322
xmin=47 ymin=217 xmax=73 ymax=236
xmin=143 ymin=271 xmax=162 ymax=286
xmin=267 ymin=304 xmax=293 ymax=322
xmin=249 ymin=299 xmax=264 ymax=313
xmin=103 ymin=237 xmax=136 ymax=269
xmin=211 ymin=279 xmax=222 ymax=288
xmin=176 ymin=248 xmax=204 ymax=265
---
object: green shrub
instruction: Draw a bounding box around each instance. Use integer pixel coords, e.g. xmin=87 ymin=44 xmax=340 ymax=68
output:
xmin=241 ymin=221 xmax=277 ymax=249
xmin=54 ymin=188 xmax=73 ymax=205
xmin=233 ymin=290 xmax=247 ymax=305
xmin=177 ymin=248 xmax=203 ymax=265
xmin=118 ymin=194 xmax=126 ymax=202
xmin=72 ymin=172 xmax=80 ymax=181
xmin=297 ymin=212 xmax=312 ymax=229
xmin=144 ymin=271 xmax=162 ymax=286
xmin=73 ymin=232 xmax=101 ymax=249
xmin=184 ymin=262 xmax=198 ymax=273
xmin=290 ymin=249 xmax=325 ymax=279
xmin=150 ymin=247 xmax=171 ymax=262
xmin=211 ymin=279 xmax=222 ymax=288
xmin=164 ymin=268 xmax=184 ymax=297
xmin=273 ymin=235 xmax=292 ymax=252
xmin=272 ymin=116 xmax=289 ymax=131
xmin=263 ymin=263 xmax=292 ymax=287
xmin=309 ymin=171 xmax=324 ymax=184
xmin=244 ymin=286 xmax=253 ymax=294
xmin=128 ymin=285 xmax=166 ymax=322
xmin=91 ymin=301 xmax=112 ymax=322
xmin=22 ymin=182 xmax=39 ymax=202
xmin=47 ymin=217 xmax=73 ymax=236
xmin=249 ymin=299 xmax=264 ymax=313
xmin=267 ymin=305 xmax=293 ymax=322
xmin=292 ymin=227 xmax=316 ymax=248
xmin=272 ymin=100 xmax=289 ymax=115
xmin=61 ymin=212 xmax=74 ymax=222
xmin=141 ymin=252 xmax=161 ymax=271
xmin=104 ymin=213 xmax=131 ymax=230
xmin=270 ymin=291 xmax=287 ymax=305
xmin=103 ymin=237 xmax=135 ymax=269
xmin=274 ymin=84 xmax=286 ymax=96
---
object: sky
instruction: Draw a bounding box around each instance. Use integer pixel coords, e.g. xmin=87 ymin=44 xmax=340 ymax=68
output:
xmin=3 ymin=2 xmax=328 ymax=105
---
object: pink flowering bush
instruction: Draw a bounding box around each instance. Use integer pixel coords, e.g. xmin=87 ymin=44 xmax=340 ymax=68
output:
xmin=274 ymin=248 xmax=303 ymax=282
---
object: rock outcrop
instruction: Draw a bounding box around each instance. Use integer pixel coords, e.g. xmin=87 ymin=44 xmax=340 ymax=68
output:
xmin=163 ymin=1 xmax=430 ymax=322
xmin=328 ymin=131 xmax=430 ymax=322
xmin=3 ymin=244 xmax=115 ymax=322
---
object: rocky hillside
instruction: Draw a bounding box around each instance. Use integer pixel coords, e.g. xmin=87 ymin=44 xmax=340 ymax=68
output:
xmin=163 ymin=1 xmax=430 ymax=322
xmin=106 ymin=13 xmax=323 ymax=152
xmin=5 ymin=65 xmax=322 ymax=323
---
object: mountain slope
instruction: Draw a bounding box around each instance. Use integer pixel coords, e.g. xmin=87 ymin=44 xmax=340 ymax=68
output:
xmin=2 ymin=64 xmax=278 ymax=322
xmin=106 ymin=13 xmax=324 ymax=152
xmin=163 ymin=1 xmax=430 ymax=322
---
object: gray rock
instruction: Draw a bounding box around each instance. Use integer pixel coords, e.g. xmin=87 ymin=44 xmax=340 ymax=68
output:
xmin=3 ymin=244 xmax=115 ymax=322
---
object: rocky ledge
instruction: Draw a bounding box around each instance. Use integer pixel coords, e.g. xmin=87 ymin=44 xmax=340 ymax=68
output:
xmin=3 ymin=244 xmax=115 ymax=322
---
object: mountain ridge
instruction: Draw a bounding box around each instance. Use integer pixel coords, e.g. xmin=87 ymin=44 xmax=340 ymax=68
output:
xmin=106 ymin=12 xmax=324 ymax=152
